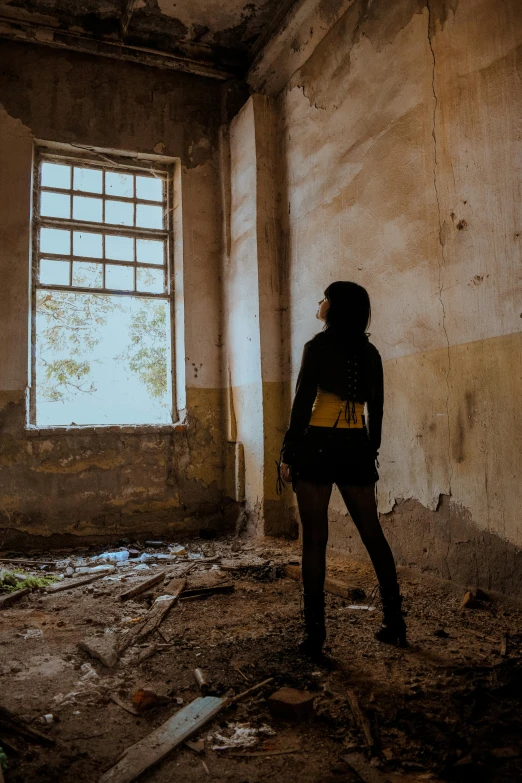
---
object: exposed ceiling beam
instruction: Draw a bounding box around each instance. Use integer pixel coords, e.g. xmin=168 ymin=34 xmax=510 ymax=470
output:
xmin=0 ymin=15 xmax=242 ymax=81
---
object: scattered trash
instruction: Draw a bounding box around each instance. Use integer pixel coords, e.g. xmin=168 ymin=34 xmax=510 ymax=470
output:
xmin=341 ymin=605 xmax=375 ymax=611
xmin=42 ymin=714 xmax=54 ymax=724
xmin=132 ymin=688 xmax=171 ymax=712
xmin=210 ymin=722 xmax=275 ymax=750
xmin=110 ymin=694 xmax=139 ymax=716
xmin=268 ymin=687 xmax=315 ymax=722
xmin=90 ymin=551 xmax=129 ymax=564
xmin=20 ymin=629 xmax=43 ymax=640
xmin=132 ymin=564 xmax=151 ymax=572
xmin=169 ymin=545 xmax=187 ymax=556
xmin=194 ymin=668 xmax=208 ymax=693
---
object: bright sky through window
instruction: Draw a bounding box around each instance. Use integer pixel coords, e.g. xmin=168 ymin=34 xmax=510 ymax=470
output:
xmin=33 ymin=152 xmax=173 ymax=426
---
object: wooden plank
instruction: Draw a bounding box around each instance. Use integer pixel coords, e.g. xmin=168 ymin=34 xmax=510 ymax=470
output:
xmin=99 ymin=696 xmax=226 ymax=783
xmin=47 ymin=573 xmax=110 ymax=593
xmin=163 ymin=577 xmax=187 ymax=596
xmin=119 ymin=579 xmax=185 ymax=652
xmin=118 ymin=571 xmax=166 ymax=601
xmin=180 ymin=583 xmax=235 ymax=599
xmin=0 ymin=588 xmax=31 ymax=609
xmin=285 ymin=565 xmax=352 ymax=600
xmin=346 ymin=690 xmax=374 ymax=749
xmin=0 ymin=558 xmax=55 ymax=567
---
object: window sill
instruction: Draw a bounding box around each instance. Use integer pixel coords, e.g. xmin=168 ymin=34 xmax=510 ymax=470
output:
xmin=25 ymin=423 xmax=188 ymax=438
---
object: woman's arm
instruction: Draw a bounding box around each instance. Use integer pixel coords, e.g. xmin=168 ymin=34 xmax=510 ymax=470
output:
xmin=280 ymin=341 xmax=319 ymax=464
xmin=366 ymin=347 xmax=384 ymax=455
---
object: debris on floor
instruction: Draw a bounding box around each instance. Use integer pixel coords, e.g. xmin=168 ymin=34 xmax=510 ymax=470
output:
xmin=0 ymin=536 xmax=521 ymax=783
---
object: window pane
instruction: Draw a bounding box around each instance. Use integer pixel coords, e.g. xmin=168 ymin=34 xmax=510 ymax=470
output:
xmin=73 ymin=196 xmax=103 ymax=222
xmin=35 ymin=292 xmax=172 ymax=426
xmin=136 ymin=176 xmax=163 ymax=202
xmin=136 ymin=267 xmax=164 ymax=293
xmin=40 ymin=191 xmax=70 ymax=219
xmin=106 ymin=172 xmax=134 ymax=198
xmin=74 ymin=167 xmax=103 ymax=194
xmin=105 ymin=235 xmax=134 ymax=261
xmin=73 ymin=231 xmax=103 ymax=259
xmin=41 ymin=162 xmax=70 ymax=190
xmin=105 ymin=264 xmax=134 ymax=291
xmin=72 ymin=261 xmax=103 ymax=288
xmin=136 ymin=204 xmax=163 ymax=229
xmin=105 ymin=200 xmax=133 ymax=226
xmin=40 ymin=258 xmax=70 ymax=285
xmin=40 ymin=228 xmax=70 ymax=255
xmin=136 ymin=239 xmax=164 ymax=265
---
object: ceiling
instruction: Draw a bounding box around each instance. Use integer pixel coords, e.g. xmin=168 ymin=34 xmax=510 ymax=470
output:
xmin=0 ymin=0 xmax=297 ymax=77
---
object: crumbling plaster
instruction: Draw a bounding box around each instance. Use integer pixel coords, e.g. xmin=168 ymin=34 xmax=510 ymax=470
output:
xmin=249 ymin=0 xmax=522 ymax=592
xmin=0 ymin=41 xmax=234 ymax=544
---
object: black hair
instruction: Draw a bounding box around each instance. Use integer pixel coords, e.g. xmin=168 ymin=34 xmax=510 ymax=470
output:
xmin=323 ymin=281 xmax=371 ymax=338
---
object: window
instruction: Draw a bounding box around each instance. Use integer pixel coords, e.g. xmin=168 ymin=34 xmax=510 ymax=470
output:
xmin=31 ymin=148 xmax=174 ymax=426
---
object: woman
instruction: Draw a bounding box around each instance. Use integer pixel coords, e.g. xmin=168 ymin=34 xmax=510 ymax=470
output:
xmin=279 ymin=281 xmax=406 ymax=657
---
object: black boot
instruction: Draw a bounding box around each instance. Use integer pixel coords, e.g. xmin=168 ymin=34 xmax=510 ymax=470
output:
xmin=298 ymin=592 xmax=326 ymax=658
xmin=375 ymin=584 xmax=407 ymax=647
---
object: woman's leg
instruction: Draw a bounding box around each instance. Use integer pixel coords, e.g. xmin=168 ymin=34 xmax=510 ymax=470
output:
xmin=296 ymin=479 xmax=332 ymax=596
xmin=337 ymin=483 xmax=397 ymax=588
xmin=338 ymin=483 xmax=406 ymax=646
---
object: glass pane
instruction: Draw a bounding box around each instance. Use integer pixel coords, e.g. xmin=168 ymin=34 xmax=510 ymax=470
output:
xmin=40 ymin=228 xmax=70 ymax=255
xmin=136 ymin=239 xmax=164 ymax=265
xmin=74 ymin=167 xmax=103 ymax=194
xmin=106 ymin=172 xmax=134 ymax=198
xmin=39 ymin=258 xmax=70 ymax=285
xmin=40 ymin=191 xmax=70 ymax=219
xmin=105 ymin=235 xmax=134 ymax=262
xmin=72 ymin=261 xmax=103 ymax=288
xmin=73 ymin=231 xmax=103 ymax=259
xmin=41 ymin=162 xmax=70 ymax=190
xmin=73 ymin=196 xmax=103 ymax=222
xmin=136 ymin=176 xmax=163 ymax=202
xmin=35 ymin=292 xmax=172 ymax=425
xmin=105 ymin=200 xmax=133 ymax=226
xmin=136 ymin=267 xmax=164 ymax=293
xmin=105 ymin=264 xmax=134 ymax=291
xmin=136 ymin=204 xmax=163 ymax=229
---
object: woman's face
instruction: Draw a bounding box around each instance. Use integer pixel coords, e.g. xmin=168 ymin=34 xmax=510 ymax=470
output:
xmin=316 ymin=296 xmax=330 ymax=322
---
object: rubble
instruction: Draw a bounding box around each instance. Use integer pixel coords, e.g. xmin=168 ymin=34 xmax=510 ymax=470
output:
xmin=79 ymin=634 xmax=119 ymax=668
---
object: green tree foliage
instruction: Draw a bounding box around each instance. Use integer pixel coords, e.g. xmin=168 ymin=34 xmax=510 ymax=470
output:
xmin=118 ymin=300 xmax=168 ymax=400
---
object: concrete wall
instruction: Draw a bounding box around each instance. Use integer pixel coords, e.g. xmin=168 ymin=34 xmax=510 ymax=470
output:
xmin=250 ymin=0 xmax=522 ymax=593
xmin=0 ymin=40 xmax=229 ymax=545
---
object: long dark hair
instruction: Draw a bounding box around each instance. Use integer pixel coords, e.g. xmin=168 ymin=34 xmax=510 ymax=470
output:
xmin=324 ymin=281 xmax=371 ymax=339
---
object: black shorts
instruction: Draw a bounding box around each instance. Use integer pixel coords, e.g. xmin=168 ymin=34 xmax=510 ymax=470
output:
xmin=291 ymin=426 xmax=378 ymax=489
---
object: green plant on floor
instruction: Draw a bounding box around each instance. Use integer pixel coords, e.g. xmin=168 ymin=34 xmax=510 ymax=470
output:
xmin=0 ymin=570 xmax=57 ymax=593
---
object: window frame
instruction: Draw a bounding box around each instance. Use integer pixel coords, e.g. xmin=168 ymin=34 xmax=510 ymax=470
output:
xmin=30 ymin=144 xmax=177 ymax=427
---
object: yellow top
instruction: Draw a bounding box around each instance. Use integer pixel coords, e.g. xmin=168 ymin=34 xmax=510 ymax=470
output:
xmin=309 ymin=389 xmax=365 ymax=428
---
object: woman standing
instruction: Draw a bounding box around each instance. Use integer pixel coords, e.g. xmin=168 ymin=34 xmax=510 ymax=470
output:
xmin=279 ymin=281 xmax=406 ymax=657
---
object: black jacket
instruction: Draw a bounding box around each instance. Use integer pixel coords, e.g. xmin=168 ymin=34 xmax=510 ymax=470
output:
xmin=280 ymin=331 xmax=384 ymax=464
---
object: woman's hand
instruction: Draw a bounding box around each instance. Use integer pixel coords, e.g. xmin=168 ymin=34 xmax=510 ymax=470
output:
xmin=280 ymin=462 xmax=292 ymax=483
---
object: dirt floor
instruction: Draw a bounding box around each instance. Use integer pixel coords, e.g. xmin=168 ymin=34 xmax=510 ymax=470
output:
xmin=0 ymin=536 xmax=521 ymax=783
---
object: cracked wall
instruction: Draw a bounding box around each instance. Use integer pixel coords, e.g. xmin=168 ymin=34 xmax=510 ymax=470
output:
xmin=252 ymin=0 xmax=522 ymax=593
xmin=0 ymin=41 xmax=234 ymax=545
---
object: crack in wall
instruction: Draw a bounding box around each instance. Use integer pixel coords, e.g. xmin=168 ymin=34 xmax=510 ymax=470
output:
xmin=426 ymin=0 xmax=453 ymax=495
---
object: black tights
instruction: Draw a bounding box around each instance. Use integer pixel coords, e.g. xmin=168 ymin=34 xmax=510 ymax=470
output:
xmin=296 ymin=479 xmax=397 ymax=597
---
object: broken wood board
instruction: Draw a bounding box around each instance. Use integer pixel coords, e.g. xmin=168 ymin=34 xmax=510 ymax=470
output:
xmin=99 ymin=696 xmax=226 ymax=783
xmin=346 ymin=689 xmax=374 ymax=749
xmin=0 ymin=558 xmax=55 ymax=567
xmin=0 ymin=706 xmax=55 ymax=745
xmin=0 ymin=587 xmax=31 ymax=609
xmin=118 ymin=571 xmax=166 ymax=601
xmin=119 ymin=579 xmax=185 ymax=652
xmin=47 ymin=573 xmax=111 ymax=593
xmin=180 ymin=583 xmax=235 ymax=599
xmin=285 ymin=564 xmax=353 ymax=600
